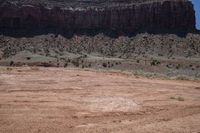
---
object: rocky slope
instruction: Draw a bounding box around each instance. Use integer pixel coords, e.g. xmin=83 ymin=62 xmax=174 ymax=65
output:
xmin=1 ymin=33 xmax=200 ymax=59
xmin=0 ymin=0 xmax=196 ymax=34
xmin=0 ymin=33 xmax=199 ymax=77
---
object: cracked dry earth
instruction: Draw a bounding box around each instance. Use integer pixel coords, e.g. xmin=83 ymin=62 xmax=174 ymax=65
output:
xmin=0 ymin=67 xmax=200 ymax=133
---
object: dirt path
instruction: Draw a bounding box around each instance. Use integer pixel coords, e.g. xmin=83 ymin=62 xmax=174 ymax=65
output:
xmin=0 ymin=67 xmax=200 ymax=133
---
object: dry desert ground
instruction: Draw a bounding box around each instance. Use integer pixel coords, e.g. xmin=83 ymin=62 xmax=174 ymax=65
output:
xmin=0 ymin=67 xmax=200 ymax=133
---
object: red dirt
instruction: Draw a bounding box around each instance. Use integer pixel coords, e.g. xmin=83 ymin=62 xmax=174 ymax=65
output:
xmin=0 ymin=67 xmax=200 ymax=133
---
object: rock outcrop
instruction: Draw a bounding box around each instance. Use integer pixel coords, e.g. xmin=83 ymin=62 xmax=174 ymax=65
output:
xmin=0 ymin=0 xmax=196 ymax=34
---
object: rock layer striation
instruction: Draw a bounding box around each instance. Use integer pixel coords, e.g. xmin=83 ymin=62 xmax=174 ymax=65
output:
xmin=0 ymin=0 xmax=196 ymax=34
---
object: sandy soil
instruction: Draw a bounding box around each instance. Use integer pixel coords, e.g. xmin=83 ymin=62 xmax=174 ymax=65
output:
xmin=0 ymin=67 xmax=200 ymax=133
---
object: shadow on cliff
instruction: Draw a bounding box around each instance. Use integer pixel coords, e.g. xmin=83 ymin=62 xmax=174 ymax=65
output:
xmin=0 ymin=28 xmax=198 ymax=38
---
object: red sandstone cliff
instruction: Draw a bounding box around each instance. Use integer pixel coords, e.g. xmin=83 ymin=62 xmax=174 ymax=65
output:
xmin=0 ymin=0 xmax=196 ymax=34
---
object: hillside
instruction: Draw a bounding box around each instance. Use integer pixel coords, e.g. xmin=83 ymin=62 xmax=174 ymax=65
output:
xmin=0 ymin=0 xmax=199 ymax=78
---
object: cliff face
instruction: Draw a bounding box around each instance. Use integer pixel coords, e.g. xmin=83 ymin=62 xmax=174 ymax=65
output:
xmin=0 ymin=0 xmax=196 ymax=34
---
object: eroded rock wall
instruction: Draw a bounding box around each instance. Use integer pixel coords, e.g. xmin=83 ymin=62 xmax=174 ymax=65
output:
xmin=0 ymin=0 xmax=196 ymax=33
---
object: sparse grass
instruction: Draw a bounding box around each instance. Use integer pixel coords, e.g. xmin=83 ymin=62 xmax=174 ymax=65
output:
xmin=177 ymin=96 xmax=185 ymax=101
xmin=79 ymin=68 xmax=200 ymax=81
xmin=30 ymin=67 xmax=40 ymax=71
xmin=132 ymin=70 xmax=169 ymax=79
xmin=170 ymin=75 xmax=200 ymax=81
xmin=2 ymin=65 xmax=199 ymax=82
xmin=0 ymin=67 xmax=7 ymax=72
xmin=6 ymin=67 xmax=13 ymax=71
xmin=170 ymin=96 xmax=185 ymax=101
xmin=171 ymin=75 xmax=191 ymax=80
